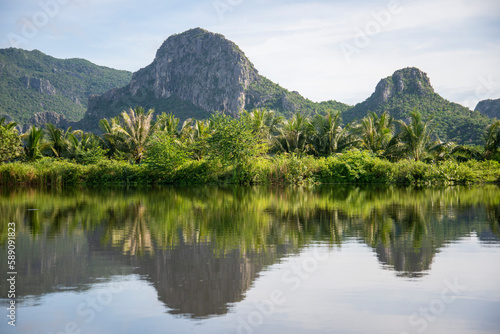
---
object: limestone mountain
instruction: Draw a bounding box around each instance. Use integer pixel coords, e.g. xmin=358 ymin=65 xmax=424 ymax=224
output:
xmin=475 ymin=98 xmax=500 ymax=119
xmin=79 ymin=28 xmax=348 ymax=131
xmin=0 ymin=48 xmax=132 ymax=128
xmin=343 ymin=67 xmax=491 ymax=145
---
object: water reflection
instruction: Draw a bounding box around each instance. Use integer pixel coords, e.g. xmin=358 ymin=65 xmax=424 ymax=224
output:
xmin=0 ymin=185 xmax=499 ymax=319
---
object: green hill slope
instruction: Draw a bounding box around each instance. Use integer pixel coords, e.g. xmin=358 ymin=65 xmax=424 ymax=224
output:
xmin=0 ymin=48 xmax=132 ymax=126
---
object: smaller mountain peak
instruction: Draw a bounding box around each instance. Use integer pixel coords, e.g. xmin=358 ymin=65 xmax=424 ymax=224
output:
xmin=373 ymin=67 xmax=433 ymax=104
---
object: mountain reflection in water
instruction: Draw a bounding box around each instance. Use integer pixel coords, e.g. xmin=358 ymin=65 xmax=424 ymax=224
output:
xmin=0 ymin=185 xmax=499 ymax=319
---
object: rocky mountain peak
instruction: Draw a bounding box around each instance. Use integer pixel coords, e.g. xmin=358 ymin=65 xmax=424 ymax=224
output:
xmin=373 ymin=67 xmax=433 ymax=105
xmin=127 ymin=27 xmax=259 ymax=116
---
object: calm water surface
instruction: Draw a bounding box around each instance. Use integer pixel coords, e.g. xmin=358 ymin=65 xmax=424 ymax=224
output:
xmin=0 ymin=185 xmax=499 ymax=334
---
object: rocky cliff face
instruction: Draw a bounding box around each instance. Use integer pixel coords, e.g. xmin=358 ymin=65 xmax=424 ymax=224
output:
xmin=23 ymin=111 xmax=70 ymax=132
xmin=21 ymin=76 xmax=56 ymax=95
xmin=475 ymin=98 xmax=500 ymax=119
xmin=131 ymin=28 xmax=259 ymax=113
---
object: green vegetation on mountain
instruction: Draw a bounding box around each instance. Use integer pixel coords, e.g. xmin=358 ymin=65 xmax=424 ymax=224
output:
xmin=0 ymin=48 xmax=132 ymax=126
xmin=246 ymin=75 xmax=350 ymax=118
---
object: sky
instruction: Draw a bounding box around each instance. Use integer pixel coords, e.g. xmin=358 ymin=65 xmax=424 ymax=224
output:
xmin=1 ymin=0 xmax=499 ymax=109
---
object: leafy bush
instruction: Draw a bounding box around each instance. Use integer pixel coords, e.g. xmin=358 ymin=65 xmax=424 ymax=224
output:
xmin=319 ymin=150 xmax=385 ymax=183
xmin=144 ymin=132 xmax=188 ymax=179
xmin=0 ymin=126 xmax=23 ymax=163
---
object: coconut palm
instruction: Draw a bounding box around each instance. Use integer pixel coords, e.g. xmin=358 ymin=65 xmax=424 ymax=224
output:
xmin=0 ymin=117 xmax=17 ymax=130
xmin=311 ymin=110 xmax=358 ymax=156
xmin=65 ymin=130 xmax=107 ymax=163
xmin=180 ymin=118 xmax=212 ymax=160
xmin=242 ymin=108 xmax=283 ymax=143
xmin=115 ymin=107 xmax=156 ymax=163
xmin=99 ymin=116 xmax=124 ymax=157
xmin=484 ymin=120 xmax=500 ymax=159
xmin=274 ymin=113 xmax=313 ymax=157
xmin=156 ymin=112 xmax=179 ymax=137
xmin=357 ymin=111 xmax=395 ymax=154
xmin=45 ymin=124 xmax=78 ymax=158
xmin=22 ymin=126 xmax=47 ymax=161
xmin=394 ymin=109 xmax=436 ymax=161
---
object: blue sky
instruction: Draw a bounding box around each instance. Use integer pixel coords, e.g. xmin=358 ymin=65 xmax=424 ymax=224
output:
xmin=1 ymin=0 xmax=499 ymax=108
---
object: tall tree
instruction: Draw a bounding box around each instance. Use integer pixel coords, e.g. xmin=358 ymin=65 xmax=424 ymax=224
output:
xmin=156 ymin=112 xmax=180 ymax=137
xmin=311 ymin=110 xmax=357 ymax=156
xmin=99 ymin=116 xmax=124 ymax=158
xmin=115 ymin=107 xmax=156 ymax=163
xmin=208 ymin=112 xmax=264 ymax=177
xmin=395 ymin=109 xmax=436 ymax=161
xmin=275 ymin=113 xmax=313 ymax=157
xmin=180 ymin=118 xmax=212 ymax=160
xmin=45 ymin=123 xmax=72 ymax=158
xmin=357 ymin=111 xmax=395 ymax=154
xmin=0 ymin=123 xmax=23 ymax=163
xmin=22 ymin=126 xmax=47 ymax=161
xmin=484 ymin=120 xmax=500 ymax=160
xmin=241 ymin=108 xmax=283 ymax=144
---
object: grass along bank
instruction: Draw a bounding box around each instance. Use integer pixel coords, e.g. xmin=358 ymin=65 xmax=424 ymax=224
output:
xmin=1 ymin=150 xmax=499 ymax=186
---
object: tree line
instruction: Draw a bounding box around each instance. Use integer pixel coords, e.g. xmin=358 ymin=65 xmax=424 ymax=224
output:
xmin=1 ymin=107 xmax=499 ymax=166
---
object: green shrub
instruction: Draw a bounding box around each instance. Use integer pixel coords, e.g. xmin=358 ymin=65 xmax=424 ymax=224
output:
xmin=319 ymin=150 xmax=388 ymax=183
xmin=144 ymin=132 xmax=188 ymax=180
xmin=266 ymin=153 xmax=318 ymax=185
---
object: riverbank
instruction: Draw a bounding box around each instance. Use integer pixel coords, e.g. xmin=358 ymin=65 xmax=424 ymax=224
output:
xmin=1 ymin=150 xmax=499 ymax=186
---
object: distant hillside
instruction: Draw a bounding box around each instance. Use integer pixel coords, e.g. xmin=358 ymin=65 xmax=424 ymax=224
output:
xmin=0 ymin=48 xmax=132 ymax=128
xmin=475 ymin=98 xmax=500 ymax=119
xmin=343 ymin=67 xmax=491 ymax=145
xmin=79 ymin=28 xmax=350 ymax=131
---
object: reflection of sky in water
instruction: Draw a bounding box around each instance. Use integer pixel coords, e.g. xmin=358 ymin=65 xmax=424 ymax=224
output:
xmin=3 ymin=238 xmax=500 ymax=334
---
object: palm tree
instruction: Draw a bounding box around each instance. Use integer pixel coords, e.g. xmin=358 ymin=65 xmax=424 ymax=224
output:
xmin=357 ymin=111 xmax=395 ymax=154
xmin=115 ymin=107 xmax=156 ymax=163
xmin=156 ymin=112 xmax=179 ymax=137
xmin=99 ymin=116 xmax=123 ymax=157
xmin=45 ymin=124 xmax=76 ymax=158
xmin=0 ymin=117 xmax=17 ymax=130
xmin=484 ymin=120 xmax=500 ymax=159
xmin=311 ymin=110 xmax=358 ymax=156
xmin=180 ymin=118 xmax=212 ymax=160
xmin=22 ymin=126 xmax=47 ymax=161
xmin=395 ymin=109 xmax=436 ymax=161
xmin=274 ymin=113 xmax=313 ymax=157
xmin=242 ymin=108 xmax=283 ymax=143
